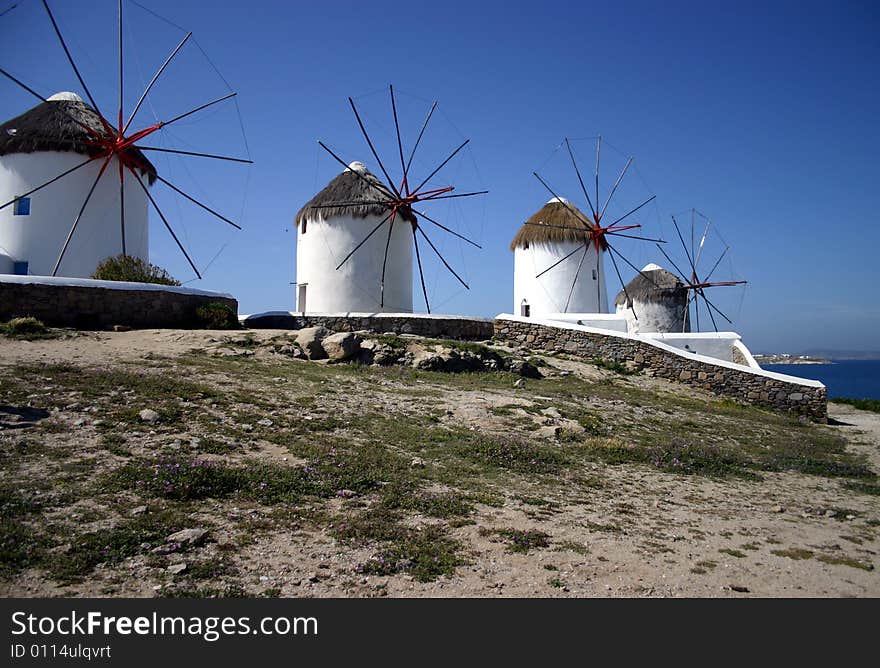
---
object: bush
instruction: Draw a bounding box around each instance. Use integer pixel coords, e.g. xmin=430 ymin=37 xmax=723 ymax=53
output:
xmin=195 ymin=302 xmax=239 ymax=329
xmin=0 ymin=317 xmax=56 ymax=340
xmin=92 ymin=254 xmax=180 ymax=286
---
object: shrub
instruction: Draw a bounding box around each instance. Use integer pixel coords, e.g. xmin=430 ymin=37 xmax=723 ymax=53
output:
xmin=92 ymin=254 xmax=180 ymax=286
xmin=1 ymin=317 xmax=49 ymax=338
xmin=195 ymin=302 xmax=239 ymax=329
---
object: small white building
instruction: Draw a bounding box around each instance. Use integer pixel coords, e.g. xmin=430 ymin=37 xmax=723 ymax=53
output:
xmin=615 ymin=263 xmax=690 ymax=333
xmin=510 ymin=197 xmax=607 ymax=317
xmin=0 ymin=92 xmax=154 ymax=277
xmin=294 ymin=161 xmax=413 ymax=313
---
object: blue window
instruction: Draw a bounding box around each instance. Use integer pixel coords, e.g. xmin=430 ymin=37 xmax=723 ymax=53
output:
xmin=12 ymin=261 xmax=28 ymax=275
xmin=13 ymin=197 xmax=30 ymax=216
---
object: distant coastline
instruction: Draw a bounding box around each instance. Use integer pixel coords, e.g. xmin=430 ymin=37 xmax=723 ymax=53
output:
xmin=754 ymin=354 xmax=831 ymax=365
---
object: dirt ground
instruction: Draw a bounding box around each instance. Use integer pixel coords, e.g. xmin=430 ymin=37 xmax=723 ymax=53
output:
xmin=1 ymin=329 xmax=878 ymax=597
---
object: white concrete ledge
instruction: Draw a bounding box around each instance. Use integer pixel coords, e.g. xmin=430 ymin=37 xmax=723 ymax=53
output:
xmin=0 ymin=274 xmax=234 ymax=300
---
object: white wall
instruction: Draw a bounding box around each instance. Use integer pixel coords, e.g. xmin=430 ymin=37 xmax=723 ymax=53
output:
xmin=295 ymin=211 xmax=413 ymax=313
xmin=0 ymin=152 xmax=149 ymax=277
xmin=513 ymin=240 xmax=607 ymax=316
xmin=541 ymin=312 xmax=629 ymax=333
xmin=639 ymin=331 xmax=750 ymax=364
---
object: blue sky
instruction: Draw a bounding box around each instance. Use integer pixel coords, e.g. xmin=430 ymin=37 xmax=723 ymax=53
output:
xmin=1 ymin=0 xmax=878 ymax=352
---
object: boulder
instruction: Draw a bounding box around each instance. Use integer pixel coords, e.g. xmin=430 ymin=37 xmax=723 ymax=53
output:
xmin=165 ymin=528 xmax=208 ymax=547
xmin=508 ymin=360 xmax=544 ymax=379
xmin=295 ymin=326 xmax=331 ymax=360
xmin=322 ymin=332 xmax=362 ymax=361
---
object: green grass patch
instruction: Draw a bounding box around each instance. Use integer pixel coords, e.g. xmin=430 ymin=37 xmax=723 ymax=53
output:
xmin=830 ymin=397 xmax=880 ymax=413
xmin=332 ymin=507 xmax=464 ymax=582
xmin=481 ymin=527 xmax=551 ymax=553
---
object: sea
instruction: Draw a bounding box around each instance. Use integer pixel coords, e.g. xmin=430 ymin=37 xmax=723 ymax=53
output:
xmin=762 ymin=359 xmax=880 ymax=400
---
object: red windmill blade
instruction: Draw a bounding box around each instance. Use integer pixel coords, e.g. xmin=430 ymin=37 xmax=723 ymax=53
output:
xmin=0 ymin=0 xmax=251 ymax=279
xmin=312 ymin=85 xmax=486 ymax=313
xmin=654 ymin=209 xmax=748 ymax=332
xmin=526 ymin=136 xmax=664 ymax=317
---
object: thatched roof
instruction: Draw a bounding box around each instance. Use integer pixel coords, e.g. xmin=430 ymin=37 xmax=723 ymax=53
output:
xmin=510 ymin=198 xmax=602 ymax=251
xmin=0 ymin=93 xmax=157 ymax=183
xmin=614 ymin=263 xmax=687 ymax=306
xmin=295 ymin=161 xmax=416 ymax=226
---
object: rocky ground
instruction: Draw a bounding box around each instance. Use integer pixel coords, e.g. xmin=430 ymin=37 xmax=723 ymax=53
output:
xmin=1 ymin=327 xmax=878 ymax=598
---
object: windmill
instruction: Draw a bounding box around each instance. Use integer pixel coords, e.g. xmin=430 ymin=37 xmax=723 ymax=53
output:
xmin=300 ymin=85 xmax=486 ymax=314
xmin=514 ymin=136 xmax=664 ymax=318
xmin=654 ymin=209 xmax=748 ymax=332
xmin=0 ymin=0 xmax=250 ymax=280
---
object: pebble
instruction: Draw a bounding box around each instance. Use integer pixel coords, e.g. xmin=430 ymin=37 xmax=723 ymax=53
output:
xmin=130 ymin=505 xmax=148 ymax=516
xmin=167 ymin=563 xmax=187 ymax=575
xmin=771 ymin=505 xmax=785 ymax=513
xmin=165 ymin=528 xmax=208 ymax=546
xmin=257 ymin=418 xmax=274 ymax=427
xmin=138 ymin=409 xmax=159 ymax=423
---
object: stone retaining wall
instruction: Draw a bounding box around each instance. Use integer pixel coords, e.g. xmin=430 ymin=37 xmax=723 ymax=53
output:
xmin=494 ymin=316 xmax=827 ymax=419
xmin=242 ymin=312 xmax=494 ymax=341
xmin=0 ymin=278 xmax=237 ymax=330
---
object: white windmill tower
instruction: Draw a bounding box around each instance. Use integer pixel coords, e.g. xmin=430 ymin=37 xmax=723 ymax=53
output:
xmin=510 ymin=197 xmax=607 ymax=317
xmin=295 ymin=161 xmax=414 ymax=313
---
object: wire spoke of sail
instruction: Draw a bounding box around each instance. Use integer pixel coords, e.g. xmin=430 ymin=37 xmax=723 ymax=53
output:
xmin=699 ymin=290 xmax=719 ymax=332
xmin=410 ymin=207 xmax=481 ymax=249
xmin=334 ymin=210 xmax=393 ymax=271
xmin=0 ymin=155 xmax=99 ymax=211
xmin=123 ymin=31 xmax=192 ymax=135
xmin=606 ymin=241 xmax=662 ymax=289
xmin=695 ymin=215 xmax=712 ymax=270
xmin=594 ymin=135 xmax=601 ymax=217
xmin=403 ymin=101 xmax=437 ymax=189
xmin=155 ymin=174 xmax=241 ymax=230
xmin=418 ymin=190 xmax=488 ymax=202
xmin=564 ymin=246 xmax=589 ymax=313
xmin=605 ymin=195 xmax=656 ymax=228
xmin=416 ymin=226 xmax=469 ymax=290
xmin=412 ymin=226 xmax=430 ymax=314
xmin=317 ymin=140 xmax=394 ymax=201
xmin=606 ymin=231 xmax=665 ymax=243
xmin=565 ymin=137 xmax=597 ymax=219
xmin=162 ymin=92 xmax=236 ymax=128
xmin=41 ymin=0 xmax=112 ymax=134
xmin=672 ymin=215 xmax=698 ymax=277
xmin=138 ymin=146 xmax=253 ymax=164
xmin=655 ymin=242 xmax=691 ymax=285
xmin=607 ymin=242 xmax=637 ymax=320
xmin=130 ymin=165 xmax=201 ymax=279
xmin=682 ymin=292 xmax=694 ymax=333
xmin=52 ymin=155 xmax=112 ymax=276
xmin=118 ymin=160 xmax=126 ymax=256
xmin=535 ymin=243 xmax=584 ymax=279
xmin=532 ymin=172 xmax=592 ymax=229
xmin=348 ymin=96 xmax=400 ymax=198
xmin=700 ymin=290 xmax=734 ymax=325
xmin=389 ymin=85 xmax=408 ymax=195
xmin=410 ymin=139 xmax=469 ymax=195
xmin=117 ymin=0 xmax=123 ymax=133
xmin=598 ymin=156 xmax=633 ymax=222
xmin=380 ymin=209 xmax=397 ymax=307
xmin=703 ymin=246 xmax=730 ymax=283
